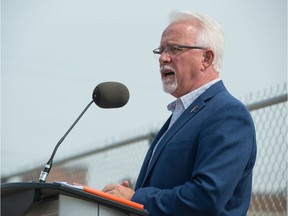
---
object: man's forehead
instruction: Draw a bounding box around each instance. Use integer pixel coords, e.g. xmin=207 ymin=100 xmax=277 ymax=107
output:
xmin=161 ymin=22 xmax=198 ymax=44
xmin=163 ymin=21 xmax=198 ymax=35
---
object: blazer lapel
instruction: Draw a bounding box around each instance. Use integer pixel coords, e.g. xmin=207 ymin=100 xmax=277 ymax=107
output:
xmin=135 ymin=117 xmax=171 ymax=189
xmin=139 ymin=99 xmax=205 ymax=188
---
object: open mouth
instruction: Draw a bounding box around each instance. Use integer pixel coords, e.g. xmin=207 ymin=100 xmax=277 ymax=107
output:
xmin=160 ymin=66 xmax=176 ymax=78
xmin=162 ymin=71 xmax=175 ymax=77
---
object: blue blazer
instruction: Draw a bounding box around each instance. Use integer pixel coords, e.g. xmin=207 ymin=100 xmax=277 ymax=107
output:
xmin=132 ymin=81 xmax=257 ymax=216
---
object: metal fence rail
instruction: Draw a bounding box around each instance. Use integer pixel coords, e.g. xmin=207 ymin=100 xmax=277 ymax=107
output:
xmin=2 ymin=85 xmax=287 ymax=215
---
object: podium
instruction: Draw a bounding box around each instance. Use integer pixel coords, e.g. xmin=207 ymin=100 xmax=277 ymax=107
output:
xmin=1 ymin=182 xmax=149 ymax=216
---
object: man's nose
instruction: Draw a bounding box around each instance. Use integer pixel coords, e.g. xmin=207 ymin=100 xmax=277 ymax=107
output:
xmin=159 ymin=51 xmax=171 ymax=65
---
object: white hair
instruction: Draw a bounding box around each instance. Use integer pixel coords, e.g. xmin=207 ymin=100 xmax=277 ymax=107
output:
xmin=169 ymin=10 xmax=225 ymax=72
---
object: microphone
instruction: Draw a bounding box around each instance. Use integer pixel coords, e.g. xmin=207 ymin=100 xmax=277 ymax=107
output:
xmin=38 ymin=82 xmax=129 ymax=182
xmin=93 ymin=82 xmax=130 ymax=108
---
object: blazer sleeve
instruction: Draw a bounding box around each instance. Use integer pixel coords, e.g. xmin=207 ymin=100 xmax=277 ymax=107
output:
xmin=131 ymin=101 xmax=257 ymax=216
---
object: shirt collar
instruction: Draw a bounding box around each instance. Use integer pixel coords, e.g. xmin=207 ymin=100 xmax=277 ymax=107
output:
xmin=167 ymin=78 xmax=221 ymax=113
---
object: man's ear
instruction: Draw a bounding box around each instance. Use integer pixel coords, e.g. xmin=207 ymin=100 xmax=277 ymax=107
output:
xmin=202 ymin=49 xmax=215 ymax=69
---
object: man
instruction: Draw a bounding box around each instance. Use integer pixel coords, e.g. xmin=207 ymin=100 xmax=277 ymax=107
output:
xmin=102 ymin=11 xmax=257 ymax=216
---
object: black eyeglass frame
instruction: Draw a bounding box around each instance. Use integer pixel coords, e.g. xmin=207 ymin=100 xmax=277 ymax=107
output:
xmin=152 ymin=44 xmax=207 ymax=55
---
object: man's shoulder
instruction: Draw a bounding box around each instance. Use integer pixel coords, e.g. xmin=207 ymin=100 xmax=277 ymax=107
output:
xmin=202 ymin=81 xmax=249 ymax=112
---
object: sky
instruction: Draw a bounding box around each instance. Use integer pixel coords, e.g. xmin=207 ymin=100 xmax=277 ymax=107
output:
xmin=1 ymin=0 xmax=287 ymax=177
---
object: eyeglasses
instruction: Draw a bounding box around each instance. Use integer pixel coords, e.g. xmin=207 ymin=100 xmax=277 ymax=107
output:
xmin=153 ymin=44 xmax=206 ymax=56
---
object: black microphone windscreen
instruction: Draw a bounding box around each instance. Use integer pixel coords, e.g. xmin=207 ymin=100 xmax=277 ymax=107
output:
xmin=92 ymin=82 xmax=129 ymax=108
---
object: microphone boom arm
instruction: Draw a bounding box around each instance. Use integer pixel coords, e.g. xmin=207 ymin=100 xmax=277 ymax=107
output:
xmin=38 ymin=100 xmax=94 ymax=182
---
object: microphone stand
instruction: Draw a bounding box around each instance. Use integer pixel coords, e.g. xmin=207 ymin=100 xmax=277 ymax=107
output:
xmin=39 ymin=100 xmax=94 ymax=182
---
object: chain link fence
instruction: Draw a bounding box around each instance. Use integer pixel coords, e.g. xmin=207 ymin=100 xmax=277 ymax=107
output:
xmin=2 ymin=84 xmax=287 ymax=215
xmin=244 ymin=85 xmax=287 ymax=216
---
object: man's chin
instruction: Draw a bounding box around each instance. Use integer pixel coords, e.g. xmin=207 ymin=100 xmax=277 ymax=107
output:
xmin=162 ymin=83 xmax=177 ymax=94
